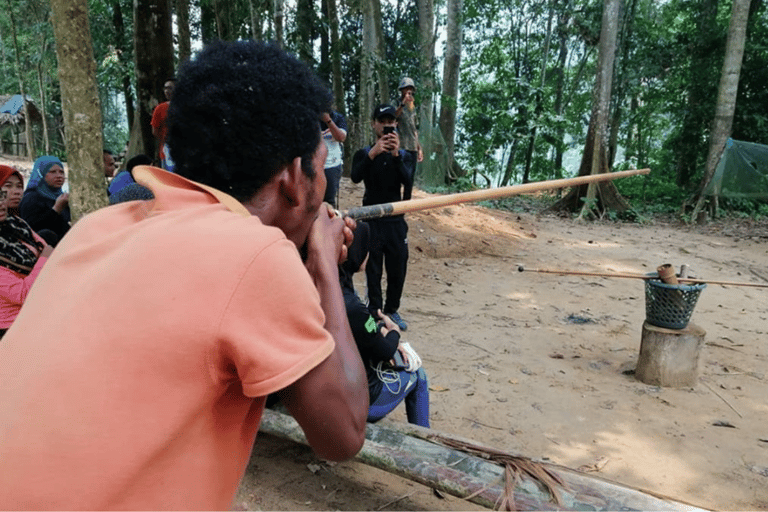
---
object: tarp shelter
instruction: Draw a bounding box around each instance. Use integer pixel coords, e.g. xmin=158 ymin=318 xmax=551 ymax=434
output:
xmin=0 ymin=94 xmax=41 ymax=125
xmin=703 ymin=138 xmax=768 ymax=200
xmin=0 ymin=94 xmax=42 ymax=156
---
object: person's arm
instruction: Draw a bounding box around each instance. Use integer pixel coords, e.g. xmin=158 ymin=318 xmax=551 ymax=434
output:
xmin=278 ymin=208 xmax=368 ymax=461
xmin=415 ymin=130 xmax=424 ymax=162
xmin=395 ymin=150 xmax=412 ymax=187
xmin=150 ymin=105 xmax=162 ymax=139
xmin=322 ymin=113 xmax=347 ymax=143
xmin=0 ymin=246 xmax=51 ymax=306
xmin=20 ymin=193 xmax=70 ymax=235
xmin=346 ymin=294 xmax=399 ymax=363
xmin=351 ymin=148 xmax=372 ymax=184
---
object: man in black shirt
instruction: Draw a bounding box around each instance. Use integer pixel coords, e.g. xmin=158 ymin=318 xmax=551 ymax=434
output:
xmin=351 ymin=104 xmax=412 ymax=331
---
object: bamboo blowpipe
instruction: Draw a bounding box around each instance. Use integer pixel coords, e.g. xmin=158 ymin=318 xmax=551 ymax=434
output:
xmin=341 ymin=168 xmax=650 ymax=220
xmin=517 ymin=266 xmax=768 ymax=289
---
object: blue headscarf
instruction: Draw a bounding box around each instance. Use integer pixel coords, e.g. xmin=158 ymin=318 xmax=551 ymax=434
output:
xmin=27 ymin=156 xmax=65 ymax=200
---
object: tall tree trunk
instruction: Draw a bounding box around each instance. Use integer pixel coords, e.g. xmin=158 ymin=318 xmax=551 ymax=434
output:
xmin=213 ymin=0 xmax=235 ymax=40
xmin=360 ymin=0 xmax=376 ymax=141
xmin=674 ymin=0 xmax=719 ymax=188
xmin=372 ymin=0 xmax=388 ymax=102
xmin=296 ymin=0 xmax=315 ymax=65
xmin=326 ymin=0 xmax=344 ymax=113
xmin=49 ymin=0 xmax=106 ymax=218
xmin=578 ymin=0 xmax=621 ymax=220
xmin=416 ymin=0 xmax=434 ymax=130
xmin=6 ymin=0 xmax=36 ymax=159
xmin=35 ymin=59 xmax=50 ymax=154
xmin=249 ymin=0 xmax=264 ymax=40
xmin=319 ymin=0 xmax=330 ymax=81
xmin=112 ymin=1 xmax=135 ymax=132
xmin=523 ymin=1 xmax=554 ymax=184
xmin=133 ymin=0 xmax=174 ymax=161
xmin=274 ymin=0 xmax=284 ymax=48
xmin=552 ymin=0 xmax=570 ymax=178
xmin=691 ymin=0 xmax=752 ymax=222
xmin=0 ymin=25 xmax=6 ymax=72
xmin=550 ymin=0 xmax=630 ymax=218
xmin=438 ymin=0 xmax=461 ymax=179
xmin=176 ymin=0 xmax=192 ymax=63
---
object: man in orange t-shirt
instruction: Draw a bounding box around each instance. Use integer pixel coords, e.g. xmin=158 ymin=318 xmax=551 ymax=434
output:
xmin=150 ymin=78 xmax=175 ymax=170
xmin=0 ymin=41 xmax=368 ymax=510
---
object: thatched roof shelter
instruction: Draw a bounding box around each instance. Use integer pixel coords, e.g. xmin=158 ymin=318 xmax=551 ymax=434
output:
xmin=0 ymin=94 xmax=42 ymax=126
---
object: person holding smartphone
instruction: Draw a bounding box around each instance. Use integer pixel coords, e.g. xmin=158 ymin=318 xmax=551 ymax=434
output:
xmin=394 ymin=77 xmax=423 ymax=200
xmin=340 ymin=221 xmax=429 ymax=427
xmin=351 ymin=104 xmax=413 ymax=332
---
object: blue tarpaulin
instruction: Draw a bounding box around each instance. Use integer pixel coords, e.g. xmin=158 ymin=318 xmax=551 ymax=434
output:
xmin=0 ymin=95 xmax=25 ymax=115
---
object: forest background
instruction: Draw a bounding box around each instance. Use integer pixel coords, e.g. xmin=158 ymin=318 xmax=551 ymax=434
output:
xmin=0 ymin=0 xmax=766 ymax=221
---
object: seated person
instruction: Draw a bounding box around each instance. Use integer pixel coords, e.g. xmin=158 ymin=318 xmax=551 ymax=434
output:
xmin=108 ymin=154 xmax=154 ymax=204
xmin=19 ymin=156 xmax=70 ymax=244
xmin=340 ymin=222 xmax=429 ymax=427
xmin=0 ymin=165 xmax=53 ymax=339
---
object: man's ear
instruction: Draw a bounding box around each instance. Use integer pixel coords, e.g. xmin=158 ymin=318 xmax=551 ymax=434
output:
xmin=277 ymin=156 xmax=303 ymax=207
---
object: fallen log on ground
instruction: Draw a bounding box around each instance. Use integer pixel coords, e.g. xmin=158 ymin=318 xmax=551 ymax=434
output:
xmin=258 ymin=409 xmax=706 ymax=511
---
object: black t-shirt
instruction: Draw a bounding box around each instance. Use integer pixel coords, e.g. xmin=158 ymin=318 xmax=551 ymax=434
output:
xmin=351 ymin=146 xmax=413 ymax=206
xmin=342 ymin=284 xmax=400 ymax=398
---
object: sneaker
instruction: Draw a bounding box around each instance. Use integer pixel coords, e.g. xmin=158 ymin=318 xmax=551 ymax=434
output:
xmin=388 ymin=311 xmax=408 ymax=331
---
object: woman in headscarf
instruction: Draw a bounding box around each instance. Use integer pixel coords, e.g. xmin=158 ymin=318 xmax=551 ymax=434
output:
xmin=340 ymin=222 xmax=430 ymax=427
xmin=19 ymin=156 xmax=70 ymax=244
xmin=0 ymin=165 xmax=53 ymax=339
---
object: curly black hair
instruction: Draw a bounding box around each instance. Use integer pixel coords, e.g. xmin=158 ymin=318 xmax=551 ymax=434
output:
xmin=167 ymin=40 xmax=332 ymax=202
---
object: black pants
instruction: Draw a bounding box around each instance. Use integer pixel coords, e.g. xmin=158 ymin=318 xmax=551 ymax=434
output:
xmin=366 ymin=218 xmax=408 ymax=315
xmin=323 ymin=164 xmax=343 ymax=208
xmin=402 ymin=150 xmax=418 ymax=200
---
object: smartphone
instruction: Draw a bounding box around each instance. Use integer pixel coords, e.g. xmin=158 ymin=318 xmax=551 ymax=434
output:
xmin=383 ymin=126 xmax=395 ymax=135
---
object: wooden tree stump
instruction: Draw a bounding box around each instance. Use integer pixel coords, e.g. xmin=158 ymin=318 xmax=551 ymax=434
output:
xmin=636 ymin=321 xmax=706 ymax=388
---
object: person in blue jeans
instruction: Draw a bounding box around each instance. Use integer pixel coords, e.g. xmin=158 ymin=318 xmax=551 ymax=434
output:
xmin=340 ymin=222 xmax=429 ymax=427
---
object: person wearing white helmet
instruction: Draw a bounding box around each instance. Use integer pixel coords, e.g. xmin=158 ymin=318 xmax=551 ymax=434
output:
xmin=395 ymin=77 xmax=423 ymax=201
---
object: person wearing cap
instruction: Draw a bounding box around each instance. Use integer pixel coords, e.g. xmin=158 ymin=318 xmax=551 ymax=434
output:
xmin=0 ymin=40 xmax=368 ymax=510
xmin=395 ymin=77 xmax=423 ymax=200
xmin=351 ymin=104 xmax=412 ymax=332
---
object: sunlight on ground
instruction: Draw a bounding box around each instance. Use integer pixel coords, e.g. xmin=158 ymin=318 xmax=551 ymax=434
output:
xmin=546 ymin=422 xmax=703 ymax=490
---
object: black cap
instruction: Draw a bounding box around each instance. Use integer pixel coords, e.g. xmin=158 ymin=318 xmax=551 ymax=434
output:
xmin=372 ymin=104 xmax=397 ymax=120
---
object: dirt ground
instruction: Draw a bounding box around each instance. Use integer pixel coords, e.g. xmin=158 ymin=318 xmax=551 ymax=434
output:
xmin=238 ymin=177 xmax=768 ymax=511
xmin=7 ymin=156 xmax=766 ymax=510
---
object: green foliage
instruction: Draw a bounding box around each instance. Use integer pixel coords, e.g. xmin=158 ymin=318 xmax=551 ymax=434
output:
xmin=89 ymin=0 xmax=134 ymax=152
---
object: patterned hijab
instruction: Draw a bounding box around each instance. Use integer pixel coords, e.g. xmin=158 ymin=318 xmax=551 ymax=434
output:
xmin=0 ymin=165 xmax=45 ymax=275
xmin=27 ymin=156 xmax=65 ymax=200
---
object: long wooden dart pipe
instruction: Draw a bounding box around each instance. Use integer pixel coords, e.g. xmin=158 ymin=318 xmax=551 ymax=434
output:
xmin=517 ymin=266 xmax=768 ymax=289
xmin=340 ymin=168 xmax=650 ymax=220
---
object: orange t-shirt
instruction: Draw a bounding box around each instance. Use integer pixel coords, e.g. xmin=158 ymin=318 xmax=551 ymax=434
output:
xmin=0 ymin=167 xmax=334 ymax=510
xmin=150 ymin=101 xmax=171 ymax=159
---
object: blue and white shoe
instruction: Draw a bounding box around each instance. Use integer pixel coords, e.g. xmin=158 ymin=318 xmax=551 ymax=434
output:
xmin=388 ymin=311 xmax=408 ymax=331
